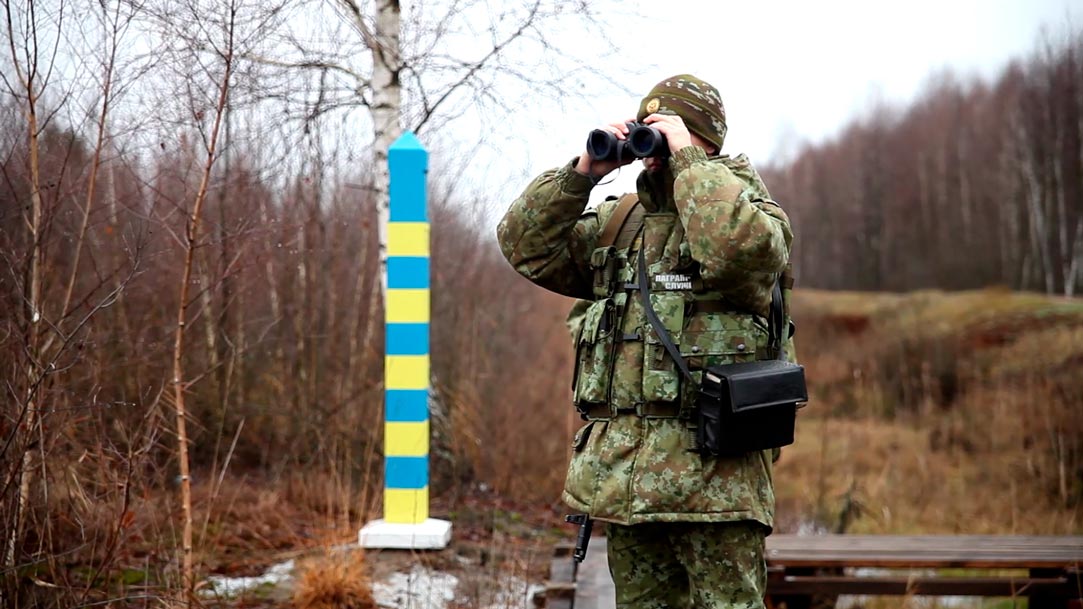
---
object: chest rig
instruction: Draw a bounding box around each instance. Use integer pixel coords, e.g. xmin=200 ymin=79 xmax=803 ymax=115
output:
xmin=588 ymin=193 xmax=740 ymax=331
xmin=574 ymin=194 xmax=796 ymax=420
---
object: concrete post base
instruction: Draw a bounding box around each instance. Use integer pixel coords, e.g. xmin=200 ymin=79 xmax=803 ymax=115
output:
xmin=358 ymin=518 xmax=452 ymax=550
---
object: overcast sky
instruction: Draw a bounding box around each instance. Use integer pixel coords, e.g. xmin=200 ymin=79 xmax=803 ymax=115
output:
xmin=460 ymin=0 xmax=1080 ymax=211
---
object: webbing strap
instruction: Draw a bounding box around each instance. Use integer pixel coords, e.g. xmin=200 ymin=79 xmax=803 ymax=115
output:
xmin=613 ymin=205 xmax=646 ymax=251
xmin=637 ymin=248 xmax=696 ymax=383
xmin=597 ymin=193 xmax=640 ymax=249
xmin=780 ymin=263 xmax=795 ymax=290
xmin=768 ymin=282 xmax=785 ymax=359
xmin=637 ymin=248 xmax=787 ymax=380
xmin=780 ymin=262 xmax=796 ymax=340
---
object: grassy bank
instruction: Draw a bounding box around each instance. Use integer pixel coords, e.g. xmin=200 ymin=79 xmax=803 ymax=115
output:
xmin=775 ymin=288 xmax=1083 ymax=535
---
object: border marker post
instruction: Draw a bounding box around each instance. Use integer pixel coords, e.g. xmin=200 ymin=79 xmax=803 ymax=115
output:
xmin=359 ymin=132 xmax=451 ymax=550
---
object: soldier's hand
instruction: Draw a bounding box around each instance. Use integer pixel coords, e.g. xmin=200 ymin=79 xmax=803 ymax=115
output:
xmin=643 ymin=113 xmax=693 ymax=154
xmin=576 ymin=120 xmax=638 ymax=178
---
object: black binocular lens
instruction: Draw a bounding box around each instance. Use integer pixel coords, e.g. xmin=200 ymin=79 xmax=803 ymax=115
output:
xmin=629 ymin=126 xmax=668 ymax=158
xmin=586 ymin=129 xmax=625 ymax=162
xmin=585 ymin=122 xmax=669 ymax=163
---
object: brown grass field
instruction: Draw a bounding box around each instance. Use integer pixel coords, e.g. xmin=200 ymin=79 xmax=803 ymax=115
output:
xmin=10 ymin=288 xmax=1082 ymax=607
xmin=775 ymin=288 xmax=1083 ymax=536
xmin=289 ymin=288 xmax=1083 ymax=607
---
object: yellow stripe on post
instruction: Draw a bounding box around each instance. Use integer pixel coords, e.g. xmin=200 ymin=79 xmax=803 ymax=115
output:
xmin=385 ymin=355 xmax=429 ymax=390
xmin=388 ymin=223 xmax=430 ymax=257
xmin=384 ymin=421 xmax=429 ymax=457
xmin=386 ymin=289 xmax=430 ymax=323
xmin=385 ymin=487 xmax=429 ymax=524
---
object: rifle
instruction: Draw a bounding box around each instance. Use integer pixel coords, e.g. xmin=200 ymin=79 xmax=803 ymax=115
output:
xmin=564 ymin=513 xmax=593 ymax=563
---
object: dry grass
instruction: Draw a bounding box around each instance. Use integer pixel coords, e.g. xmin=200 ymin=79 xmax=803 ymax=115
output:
xmin=12 ymin=287 xmax=1080 ymax=607
xmin=780 ymin=288 xmax=1083 ymax=535
xmin=774 ymin=417 xmax=1080 ymax=534
xmin=293 ymin=550 xmax=376 ymax=609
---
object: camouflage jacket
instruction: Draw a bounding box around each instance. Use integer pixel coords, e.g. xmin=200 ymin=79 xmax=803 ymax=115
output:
xmin=497 ymin=145 xmax=793 ymax=527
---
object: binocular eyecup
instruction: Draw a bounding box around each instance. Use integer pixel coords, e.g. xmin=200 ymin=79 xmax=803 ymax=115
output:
xmin=586 ymin=122 xmax=670 ymax=162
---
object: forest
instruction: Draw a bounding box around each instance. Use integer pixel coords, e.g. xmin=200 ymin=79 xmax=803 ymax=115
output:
xmin=762 ymin=33 xmax=1083 ymax=295
xmin=1 ymin=1 xmax=1080 ymax=607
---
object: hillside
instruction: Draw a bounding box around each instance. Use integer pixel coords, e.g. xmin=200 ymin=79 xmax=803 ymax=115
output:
xmin=774 ymin=288 xmax=1083 ymax=535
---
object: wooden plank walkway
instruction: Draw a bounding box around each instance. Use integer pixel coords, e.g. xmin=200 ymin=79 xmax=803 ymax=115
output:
xmin=765 ymin=535 xmax=1083 ymax=569
xmin=574 ymin=537 xmax=615 ymax=609
xmin=550 ymin=534 xmax=1083 ymax=609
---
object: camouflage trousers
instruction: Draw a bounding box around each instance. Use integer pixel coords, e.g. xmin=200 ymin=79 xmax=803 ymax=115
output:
xmin=606 ymin=520 xmax=767 ymax=609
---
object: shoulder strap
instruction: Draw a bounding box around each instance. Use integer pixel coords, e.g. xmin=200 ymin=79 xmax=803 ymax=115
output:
xmin=597 ymin=193 xmax=640 ymax=249
xmin=780 ymin=262 xmax=796 ymax=341
xmin=614 ymin=203 xmax=646 ymax=251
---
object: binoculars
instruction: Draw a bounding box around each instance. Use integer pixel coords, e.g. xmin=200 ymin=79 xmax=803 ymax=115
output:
xmin=586 ymin=122 xmax=669 ymax=162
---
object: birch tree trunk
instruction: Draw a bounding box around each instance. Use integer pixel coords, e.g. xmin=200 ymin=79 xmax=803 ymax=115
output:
xmin=170 ymin=4 xmax=235 ymax=602
xmin=1012 ymin=109 xmax=1055 ymax=293
xmin=3 ymin=0 xmax=46 ymax=578
xmin=8 ymin=59 xmax=44 ymax=584
xmin=362 ymin=0 xmax=402 ymax=352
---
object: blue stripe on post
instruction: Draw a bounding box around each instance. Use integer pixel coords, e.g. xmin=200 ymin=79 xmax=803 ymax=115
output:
xmin=387 ymin=257 xmax=430 ymax=289
xmin=389 ymin=133 xmax=428 ymax=222
xmin=386 ymin=323 xmax=429 ymax=355
xmin=385 ymin=456 xmax=429 ymax=489
xmin=386 ymin=389 xmax=429 ymax=422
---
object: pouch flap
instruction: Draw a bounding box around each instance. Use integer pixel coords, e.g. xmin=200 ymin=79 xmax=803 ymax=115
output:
xmin=590 ymin=246 xmax=616 ymax=270
xmin=578 ymin=299 xmax=611 ymax=345
xmin=680 ymin=329 xmax=752 ymax=357
xmin=703 ymin=360 xmax=808 ymax=413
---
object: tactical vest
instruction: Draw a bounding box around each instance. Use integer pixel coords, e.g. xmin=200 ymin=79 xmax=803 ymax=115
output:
xmin=572 ymin=194 xmax=795 ymax=420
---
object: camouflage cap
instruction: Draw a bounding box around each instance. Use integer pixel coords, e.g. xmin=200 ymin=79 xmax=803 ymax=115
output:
xmin=636 ymin=74 xmax=727 ymax=153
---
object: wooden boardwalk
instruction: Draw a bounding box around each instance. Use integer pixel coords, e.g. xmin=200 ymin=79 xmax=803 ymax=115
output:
xmin=551 ymin=534 xmax=1083 ymax=609
xmin=573 ymin=537 xmax=615 ymax=609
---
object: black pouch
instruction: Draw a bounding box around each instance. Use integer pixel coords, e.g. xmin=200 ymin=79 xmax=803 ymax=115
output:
xmin=590 ymin=246 xmax=618 ymax=298
xmin=634 ymin=248 xmax=808 ymax=457
xmin=695 ymin=360 xmax=806 ymax=456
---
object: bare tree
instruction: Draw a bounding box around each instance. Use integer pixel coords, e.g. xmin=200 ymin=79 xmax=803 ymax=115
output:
xmin=144 ymin=0 xmax=240 ymax=602
xmin=1 ymin=0 xmax=55 ymax=576
xmin=0 ymin=2 xmax=152 ymax=606
xmin=242 ymin=0 xmax=628 ymax=367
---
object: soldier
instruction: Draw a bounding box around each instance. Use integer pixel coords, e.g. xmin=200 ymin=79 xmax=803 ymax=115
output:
xmin=497 ymin=75 xmax=794 ymax=609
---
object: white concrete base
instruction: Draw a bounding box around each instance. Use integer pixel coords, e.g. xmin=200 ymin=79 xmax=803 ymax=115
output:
xmin=358 ymin=518 xmax=452 ymax=550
